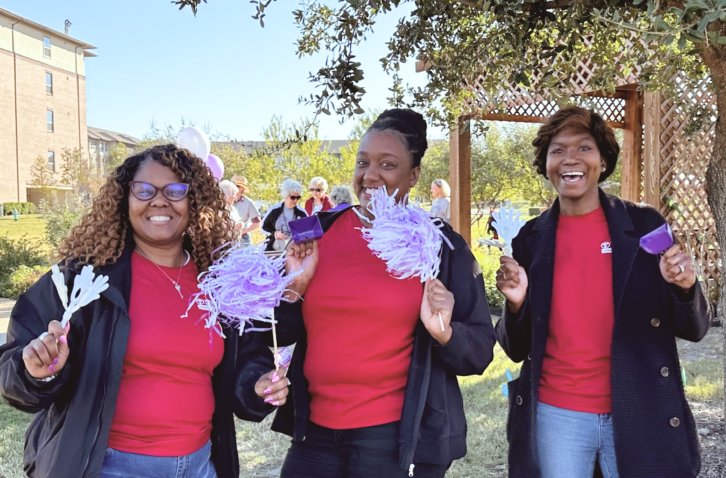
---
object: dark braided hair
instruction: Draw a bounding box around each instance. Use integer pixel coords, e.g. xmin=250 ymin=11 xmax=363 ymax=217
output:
xmin=366 ymin=109 xmax=428 ymax=168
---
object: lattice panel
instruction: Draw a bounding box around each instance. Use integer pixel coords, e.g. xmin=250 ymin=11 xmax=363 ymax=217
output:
xmin=657 ymin=75 xmax=720 ymax=283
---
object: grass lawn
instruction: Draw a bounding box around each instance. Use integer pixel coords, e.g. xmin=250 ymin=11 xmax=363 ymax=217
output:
xmin=0 ymin=216 xmax=46 ymax=243
xmin=0 ymin=344 xmax=720 ymax=477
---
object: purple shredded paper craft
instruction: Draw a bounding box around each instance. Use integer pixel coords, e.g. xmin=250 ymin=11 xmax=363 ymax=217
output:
xmin=640 ymin=223 xmax=674 ymax=255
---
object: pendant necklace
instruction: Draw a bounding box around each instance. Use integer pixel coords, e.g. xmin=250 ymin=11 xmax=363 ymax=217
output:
xmin=136 ymin=247 xmax=190 ymax=299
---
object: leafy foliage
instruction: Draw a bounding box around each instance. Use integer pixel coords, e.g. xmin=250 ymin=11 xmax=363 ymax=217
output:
xmin=0 ymin=236 xmax=48 ymax=297
xmin=0 ymin=265 xmax=48 ymax=299
xmin=40 ymin=203 xmax=84 ymax=249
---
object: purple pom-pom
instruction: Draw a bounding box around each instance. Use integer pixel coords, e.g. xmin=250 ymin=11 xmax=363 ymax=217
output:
xmin=188 ymin=245 xmax=300 ymax=335
xmin=356 ymin=187 xmax=453 ymax=282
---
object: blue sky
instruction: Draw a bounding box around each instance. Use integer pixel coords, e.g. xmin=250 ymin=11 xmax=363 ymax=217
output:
xmin=4 ymin=0 xmax=433 ymax=140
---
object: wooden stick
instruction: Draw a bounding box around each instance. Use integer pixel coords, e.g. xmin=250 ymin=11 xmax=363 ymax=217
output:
xmin=438 ymin=311 xmax=445 ymax=332
xmin=272 ymin=308 xmax=279 ymax=372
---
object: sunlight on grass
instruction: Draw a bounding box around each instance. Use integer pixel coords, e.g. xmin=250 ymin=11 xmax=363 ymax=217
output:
xmin=684 ymin=359 xmax=724 ymax=402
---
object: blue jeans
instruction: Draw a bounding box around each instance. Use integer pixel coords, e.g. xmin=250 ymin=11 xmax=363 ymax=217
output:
xmin=100 ymin=440 xmax=217 ymax=478
xmin=536 ymin=402 xmax=620 ymax=478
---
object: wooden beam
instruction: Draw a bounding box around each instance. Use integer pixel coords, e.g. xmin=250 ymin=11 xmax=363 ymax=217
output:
xmin=475 ymin=112 xmax=625 ymax=129
xmin=450 ymin=118 xmax=472 ymax=245
xmin=643 ymin=92 xmax=662 ymax=208
xmin=621 ymin=90 xmax=644 ymax=202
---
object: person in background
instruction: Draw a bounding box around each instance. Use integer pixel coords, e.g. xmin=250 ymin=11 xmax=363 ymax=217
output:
xmin=218 ymin=180 xmax=243 ymax=238
xmin=328 ymin=186 xmax=354 ymax=212
xmin=231 ymin=175 xmax=262 ymax=246
xmin=0 ymin=145 xmax=288 ymax=478
xmin=304 ymin=177 xmax=332 ymax=215
xmin=496 ymin=106 xmax=710 ymax=478
xmin=262 ymin=179 xmax=307 ymax=252
xmin=429 ymin=179 xmax=451 ymax=222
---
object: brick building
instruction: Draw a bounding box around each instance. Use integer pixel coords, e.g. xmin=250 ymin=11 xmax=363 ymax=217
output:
xmin=0 ymin=7 xmax=96 ymax=204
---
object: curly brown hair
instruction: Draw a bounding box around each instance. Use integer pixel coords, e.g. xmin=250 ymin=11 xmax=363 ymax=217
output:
xmin=532 ymin=106 xmax=620 ymax=182
xmin=58 ymin=144 xmax=235 ymax=272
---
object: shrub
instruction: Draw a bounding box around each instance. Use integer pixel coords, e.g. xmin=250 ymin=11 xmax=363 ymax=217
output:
xmin=1 ymin=202 xmax=36 ymax=215
xmin=0 ymin=265 xmax=48 ymax=299
xmin=40 ymin=203 xmax=84 ymax=248
xmin=0 ymin=236 xmax=48 ymax=298
xmin=474 ymin=247 xmax=505 ymax=310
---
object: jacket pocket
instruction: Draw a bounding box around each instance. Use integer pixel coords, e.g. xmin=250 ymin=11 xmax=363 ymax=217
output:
xmin=419 ymin=397 xmax=446 ymax=439
xmin=505 ymin=377 xmax=520 ymax=443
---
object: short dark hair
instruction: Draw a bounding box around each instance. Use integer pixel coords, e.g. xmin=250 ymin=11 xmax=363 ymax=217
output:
xmin=532 ymin=106 xmax=620 ymax=182
xmin=365 ymin=108 xmax=428 ymax=168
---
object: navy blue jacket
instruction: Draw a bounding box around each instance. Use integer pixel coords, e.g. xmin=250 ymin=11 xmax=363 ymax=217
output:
xmin=266 ymin=206 xmax=497 ymax=472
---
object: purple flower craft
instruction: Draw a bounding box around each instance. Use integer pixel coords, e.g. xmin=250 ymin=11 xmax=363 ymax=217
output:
xmin=640 ymin=223 xmax=674 ymax=255
xmin=188 ymin=245 xmax=301 ymax=337
xmin=356 ymin=187 xmax=454 ymax=283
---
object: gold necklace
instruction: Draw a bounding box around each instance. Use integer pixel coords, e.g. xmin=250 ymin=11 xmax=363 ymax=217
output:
xmin=135 ymin=247 xmax=189 ymax=299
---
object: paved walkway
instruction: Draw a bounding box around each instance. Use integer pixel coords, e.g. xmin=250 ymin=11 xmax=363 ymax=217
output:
xmin=0 ymin=298 xmax=13 ymax=345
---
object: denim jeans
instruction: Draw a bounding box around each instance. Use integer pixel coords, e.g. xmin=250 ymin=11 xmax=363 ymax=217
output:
xmin=100 ymin=440 xmax=217 ymax=478
xmin=281 ymin=421 xmax=450 ymax=478
xmin=536 ymin=402 xmax=620 ymax=478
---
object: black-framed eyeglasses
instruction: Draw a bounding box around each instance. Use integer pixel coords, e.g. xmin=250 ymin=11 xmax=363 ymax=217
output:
xmin=130 ymin=181 xmax=190 ymax=202
xmin=309 ymin=188 xmax=322 ymax=192
xmin=289 ymin=195 xmax=301 ymax=200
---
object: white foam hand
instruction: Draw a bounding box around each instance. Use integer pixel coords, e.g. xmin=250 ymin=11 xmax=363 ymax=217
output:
xmin=50 ymin=264 xmax=69 ymax=310
xmin=491 ymin=207 xmax=526 ymax=257
xmin=60 ymin=265 xmax=110 ymax=327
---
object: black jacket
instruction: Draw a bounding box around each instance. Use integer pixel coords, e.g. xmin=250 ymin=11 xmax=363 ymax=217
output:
xmin=266 ymin=207 xmax=497 ymax=471
xmin=0 ymin=243 xmax=276 ymax=478
xmin=497 ymin=191 xmax=711 ymax=478
xmin=261 ymin=202 xmax=308 ymax=251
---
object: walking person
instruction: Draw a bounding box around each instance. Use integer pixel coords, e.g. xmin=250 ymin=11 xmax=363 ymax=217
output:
xmin=429 ymin=179 xmax=451 ymax=222
xmin=328 ymin=185 xmax=354 ymax=211
xmin=304 ymin=177 xmax=332 ymax=215
xmin=262 ymin=179 xmax=307 ymax=252
xmin=269 ymin=109 xmax=496 ymax=477
xmin=231 ymin=175 xmax=262 ymax=246
xmin=0 ymin=145 xmax=289 ymax=478
xmin=495 ymin=106 xmax=710 ymax=478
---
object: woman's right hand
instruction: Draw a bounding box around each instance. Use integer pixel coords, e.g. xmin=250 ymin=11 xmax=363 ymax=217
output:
xmin=284 ymin=241 xmax=319 ymax=300
xmin=22 ymin=320 xmax=69 ymax=380
xmin=496 ymin=256 xmax=528 ymax=314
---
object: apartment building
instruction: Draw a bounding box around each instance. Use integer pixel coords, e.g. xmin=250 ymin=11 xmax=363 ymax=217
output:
xmin=0 ymin=7 xmax=96 ymax=204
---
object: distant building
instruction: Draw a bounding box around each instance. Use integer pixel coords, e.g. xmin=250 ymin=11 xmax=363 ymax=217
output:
xmin=88 ymin=126 xmax=140 ymax=172
xmin=0 ymin=7 xmax=96 ymax=204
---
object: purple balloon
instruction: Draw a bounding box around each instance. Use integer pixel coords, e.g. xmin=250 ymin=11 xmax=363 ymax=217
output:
xmin=205 ymin=154 xmax=224 ymax=181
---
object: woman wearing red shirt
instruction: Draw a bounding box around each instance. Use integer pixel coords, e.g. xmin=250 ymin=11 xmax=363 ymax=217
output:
xmin=496 ymin=107 xmax=710 ymax=478
xmin=269 ymin=109 xmax=497 ymax=477
xmin=0 ymin=145 xmax=290 ymax=478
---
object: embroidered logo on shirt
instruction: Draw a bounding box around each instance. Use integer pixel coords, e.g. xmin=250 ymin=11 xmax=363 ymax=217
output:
xmin=601 ymin=242 xmax=612 ymax=254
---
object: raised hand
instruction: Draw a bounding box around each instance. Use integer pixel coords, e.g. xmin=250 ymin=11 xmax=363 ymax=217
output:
xmin=496 ymin=256 xmax=528 ymax=313
xmin=22 ymin=320 xmax=70 ymax=380
xmin=660 ymin=244 xmax=696 ymax=292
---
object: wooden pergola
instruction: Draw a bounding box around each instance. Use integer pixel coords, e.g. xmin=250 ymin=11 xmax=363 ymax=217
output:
xmin=445 ymin=60 xmax=720 ymax=284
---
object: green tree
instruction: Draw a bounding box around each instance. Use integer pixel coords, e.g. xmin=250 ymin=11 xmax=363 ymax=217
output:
xmin=29 ymin=155 xmax=54 ymax=196
xmin=107 ymin=143 xmax=128 ymax=172
xmin=60 ymin=147 xmax=100 ymax=206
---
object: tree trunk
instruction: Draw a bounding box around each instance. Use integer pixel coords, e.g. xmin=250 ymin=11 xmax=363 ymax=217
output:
xmin=702 ymin=42 xmax=726 ymax=417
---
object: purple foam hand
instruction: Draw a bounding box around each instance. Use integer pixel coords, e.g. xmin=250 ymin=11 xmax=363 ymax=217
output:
xmin=639 ymin=223 xmax=674 ymax=255
xmin=289 ymin=215 xmax=324 ymax=244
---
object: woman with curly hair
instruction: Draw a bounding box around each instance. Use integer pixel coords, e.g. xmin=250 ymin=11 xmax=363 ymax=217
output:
xmin=496 ymin=106 xmax=710 ymax=477
xmin=0 ymin=145 xmax=289 ymax=478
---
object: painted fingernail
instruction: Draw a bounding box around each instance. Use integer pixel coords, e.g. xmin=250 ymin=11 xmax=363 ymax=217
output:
xmin=64 ymin=323 xmax=70 ymax=333
xmin=271 ymin=373 xmax=280 ymax=383
xmin=52 ymin=358 xmax=58 ymax=365
xmin=48 ymin=365 xmax=54 ymax=372
xmin=264 ymin=396 xmax=274 ymax=403
xmin=59 ymin=335 xmax=67 ymax=344
xmin=272 ymin=401 xmax=280 ymax=406
xmin=264 ymin=387 xmax=272 ymax=394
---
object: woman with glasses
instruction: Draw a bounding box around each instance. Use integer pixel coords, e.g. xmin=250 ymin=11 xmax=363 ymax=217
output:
xmin=0 ymin=145 xmax=289 ymax=478
xmin=304 ymin=177 xmax=332 ymax=215
xmin=429 ymin=179 xmax=451 ymax=223
xmin=262 ymin=179 xmax=308 ymax=251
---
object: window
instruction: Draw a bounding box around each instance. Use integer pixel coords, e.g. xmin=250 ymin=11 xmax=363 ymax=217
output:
xmin=43 ymin=36 xmax=51 ymax=57
xmin=46 ymin=72 xmax=53 ymax=95
xmin=89 ymin=139 xmax=97 ymax=153
xmin=47 ymin=110 xmax=54 ymax=132
xmin=48 ymin=151 xmax=55 ymax=172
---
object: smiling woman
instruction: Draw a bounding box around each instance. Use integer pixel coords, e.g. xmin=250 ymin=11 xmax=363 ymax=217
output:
xmin=0 ymin=144 xmax=289 ymax=478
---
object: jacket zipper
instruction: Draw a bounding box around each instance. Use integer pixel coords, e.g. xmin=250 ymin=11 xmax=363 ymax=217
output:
xmin=409 ymin=464 xmax=415 ymax=476
xmin=81 ymin=312 xmax=119 ymax=477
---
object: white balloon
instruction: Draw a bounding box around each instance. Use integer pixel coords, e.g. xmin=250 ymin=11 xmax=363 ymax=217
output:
xmin=176 ymin=127 xmax=211 ymax=161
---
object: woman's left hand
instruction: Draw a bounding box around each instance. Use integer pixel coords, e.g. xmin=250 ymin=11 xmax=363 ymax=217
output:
xmin=255 ymin=366 xmax=290 ymax=407
xmin=660 ymin=244 xmax=696 ymax=292
xmin=420 ymin=279 xmax=454 ymax=345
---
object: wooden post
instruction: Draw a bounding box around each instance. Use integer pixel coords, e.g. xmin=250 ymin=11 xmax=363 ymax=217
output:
xmin=621 ymin=90 xmax=644 ymax=202
xmin=450 ymin=117 xmax=472 ymax=244
xmin=643 ymin=92 xmax=662 ymax=208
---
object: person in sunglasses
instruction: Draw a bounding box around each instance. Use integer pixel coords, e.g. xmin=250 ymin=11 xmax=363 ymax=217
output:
xmin=304 ymin=177 xmax=332 ymax=215
xmin=0 ymin=145 xmax=289 ymax=478
xmin=262 ymin=179 xmax=308 ymax=252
